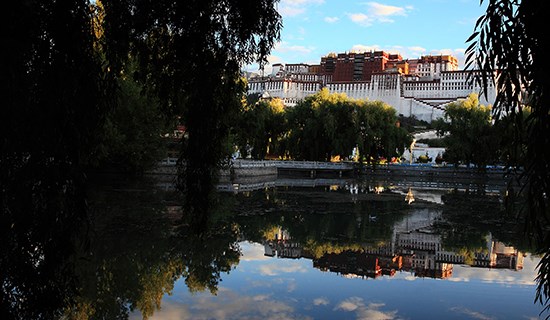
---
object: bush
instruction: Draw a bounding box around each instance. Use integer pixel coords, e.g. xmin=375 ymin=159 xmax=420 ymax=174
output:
xmin=417 ymin=154 xmax=432 ymax=163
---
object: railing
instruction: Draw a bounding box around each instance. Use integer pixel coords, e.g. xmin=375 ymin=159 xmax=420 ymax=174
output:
xmin=272 ymin=160 xmax=354 ymax=170
xmin=158 ymin=158 xmax=355 ymax=170
xmin=231 ymin=160 xmax=277 ymax=168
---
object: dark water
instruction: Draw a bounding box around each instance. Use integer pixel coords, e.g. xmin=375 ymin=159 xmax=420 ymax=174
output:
xmin=2 ymin=175 xmax=544 ymax=319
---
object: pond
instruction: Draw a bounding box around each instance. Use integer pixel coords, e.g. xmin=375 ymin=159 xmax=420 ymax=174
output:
xmin=1 ymin=174 xmax=544 ymax=319
xmin=97 ymin=176 xmax=544 ymax=319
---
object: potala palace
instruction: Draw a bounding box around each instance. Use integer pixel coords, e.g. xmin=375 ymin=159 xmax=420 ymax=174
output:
xmin=247 ymin=52 xmax=496 ymax=122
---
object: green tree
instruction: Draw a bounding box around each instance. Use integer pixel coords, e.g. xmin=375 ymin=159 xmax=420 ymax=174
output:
xmin=284 ymin=89 xmax=410 ymax=162
xmin=61 ymin=184 xmax=242 ymax=319
xmin=433 ymin=93 xmax=497 ymax=167
xmin=285 ymin=89 xmax=351 ymax=161
xmin=323 ymin=99 xmax=357 ymax=159
xmin=284 ymin=97 xmax=322 ymax=160
xmin=90 ymin=64 xmax=173 ymax=173
xmin=236 ymin=98 xmax=286 ymax=159
xmin=355 ymin=100 xmax=411 ymax=163
xmin=2 ymin=0 xmax=113 ymax=183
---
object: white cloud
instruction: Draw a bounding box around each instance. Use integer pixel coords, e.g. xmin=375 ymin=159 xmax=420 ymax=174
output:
xmin=279 ymin=0 xmax=325 ymax=17
xmin=334 ymin=297 xmax=365 ymax=312
xmin=350 ymin=44 xmax=382 ymax=53
xmin=450 ymin=261 xmax=538 ymax=286
xmin=367 ymin=2 xmax=407 ymax=18
xmin=349 ymin=44 xmax=403 ymax=56
xmin=280 ymin=6 xmax=305 ymax=17
xmin=356 ymin=305 xmax=399 ymax=320
xmin=284 ymin=0 xmax=324 ymax=4
xmin=252 ymin=294 xmax=270 ymax=301
xmin=287 ymin=281 xmax=297 ymax=292
xmin=324 ymin=16 xmax=339 ymax=23
xmin=243 ymin=54 xmax=285 ymax=74
xmin=426 ymin=48 xmax=469 ymax=67
xmin=348 ymin=13 xmax=372 ymax=26
xmin=281 ymin=0 xmax=325 ymax=7
xmin=274 ymin=42 xmax=315 ymax=55
xmin=408 ymin=46 xmax=427 ymax=54
xmin=348 ymin=2 xmax=412 ymax=27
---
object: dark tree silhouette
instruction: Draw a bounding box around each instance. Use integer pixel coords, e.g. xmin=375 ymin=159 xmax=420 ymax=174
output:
xmin=99 ymin=0 xmax=281 ymax=213
xmin=466 ymin=0 xmax=550 ymax=314
xmin=2 ymin=1 xmax=281 ymax=318
xmin=2 ymin=2 xmax=109 ymax=316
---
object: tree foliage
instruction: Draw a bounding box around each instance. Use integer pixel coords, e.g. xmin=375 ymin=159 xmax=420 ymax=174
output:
xmin=235 ymin=98 xmax=286 ymax=159
xmin=433 ymin=93 xmax=529 ymax=168
xmin=99 ymin=0 xmax=282 ymax=212
xmin=433 ymin=94 xmax=496 ymax=167
xmin=90 ymin=0 xmax=284 ymax=216
xmin=2 ymin=0 xmax=112 ymax=173
xmin=91 ymin=64 xmax=173 ymax=173
xmin=279 ymin=89 xmax=411 ymax=161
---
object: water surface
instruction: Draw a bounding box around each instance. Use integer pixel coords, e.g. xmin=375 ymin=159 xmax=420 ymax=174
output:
xmin=95 ymin=177 xmax=542 ymax=319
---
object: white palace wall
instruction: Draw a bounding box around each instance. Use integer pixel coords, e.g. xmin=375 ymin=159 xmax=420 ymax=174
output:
xmin=248 ymin=70 xmax=496 ymax=122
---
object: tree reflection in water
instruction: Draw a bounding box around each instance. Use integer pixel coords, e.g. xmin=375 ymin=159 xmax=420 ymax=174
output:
xmin=75 ymin=176 xmax=242 ymax=319
xmin=0 ymin=173 xmax=241 ymax=319
xmin=0 ymin=167 xmax=90 ymax=319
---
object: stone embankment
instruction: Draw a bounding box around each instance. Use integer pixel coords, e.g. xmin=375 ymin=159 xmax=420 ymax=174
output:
xmin=362 ymin=163 xmax=521 ymax=193
xmin=221 ymin=160 xmax=278 ymax=178
xmin=149 ymin=158 xmax=520 ymax=186
xmin=364 ymin=163 xmax=518 ymax=180
xmin=149 ymin=158 xmax=278 ymax=182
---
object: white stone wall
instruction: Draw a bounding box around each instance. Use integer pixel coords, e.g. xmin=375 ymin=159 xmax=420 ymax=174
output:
xmin=248 ymin=77 xmax=321 ymax=106
xmin=247 ymin=70 xmax=496 ymax=122
xmin=285 ymin=64 xmax=309 ymax=74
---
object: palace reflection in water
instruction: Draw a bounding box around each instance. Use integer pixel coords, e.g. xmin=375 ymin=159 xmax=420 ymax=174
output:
xmin=259 ymin=180 xmax=524 ymax=281
xmin=263 ymin=227 xmax=524 ymax=281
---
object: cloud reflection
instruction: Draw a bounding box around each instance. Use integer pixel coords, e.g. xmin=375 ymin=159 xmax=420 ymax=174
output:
xmin=239 ymin=242 xmax=272 ymax=261
xmin=313 ymin=297 xmax=330 ymax=306
xmin=334 ymin=297 xmax=400 ymax=320
xmin=449 ymin=306 xmax=496 ymax=320
xmin=258 ymin=262 xmax=308 ymax=276
xmin=450 ymin=257 xmax=538 ymax=286
xmin=134 ymin=287 xmax=312 ymax=320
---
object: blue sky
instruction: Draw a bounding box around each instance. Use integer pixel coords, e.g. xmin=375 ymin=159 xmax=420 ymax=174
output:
xmin=245 ymin=0 xmax=488 ymax=73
